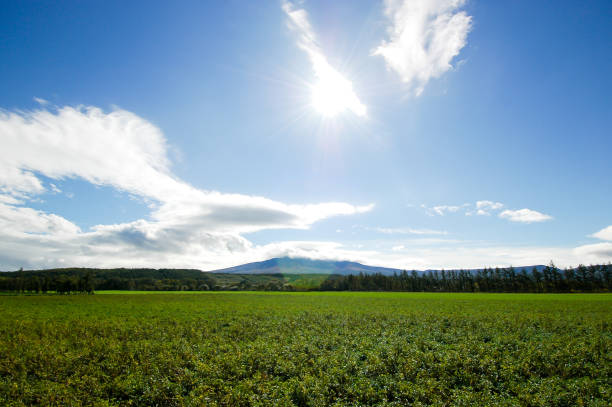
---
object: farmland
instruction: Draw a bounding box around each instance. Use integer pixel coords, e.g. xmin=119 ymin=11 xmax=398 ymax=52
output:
xmin=0 ymin=292 xmax=610 ymax=406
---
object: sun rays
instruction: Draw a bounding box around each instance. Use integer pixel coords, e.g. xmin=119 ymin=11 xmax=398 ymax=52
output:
xmin=283 ymin=0 xmax=367 ymax=119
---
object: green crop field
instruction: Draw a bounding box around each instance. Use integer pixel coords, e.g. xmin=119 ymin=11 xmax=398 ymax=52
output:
xmin=0 ymin=292 xmax=610 ymax=406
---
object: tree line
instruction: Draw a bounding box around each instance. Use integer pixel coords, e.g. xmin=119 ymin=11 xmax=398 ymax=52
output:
xmin=319 ymin=263 xmax=612 ymax=292
xmin=0 ymin=267 xmax=294 ymax=293
xmin=1 ymin=263 xmax=610 ymax=293
xmin=0 ymin=270 xmax=95 ymax=294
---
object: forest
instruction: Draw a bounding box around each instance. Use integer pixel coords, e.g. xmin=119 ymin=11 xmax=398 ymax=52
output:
xmin=0 ymin=262 xmax=610 ymax=293
xmin=0 ymin=267 xmax=290 ymax=293
xmin=319 ymin=263 xmax=612 ymax=293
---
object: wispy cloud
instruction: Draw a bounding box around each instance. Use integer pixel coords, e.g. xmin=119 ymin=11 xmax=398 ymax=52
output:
xmin=49 ymin=183 xmax=62 ymax=194
xmin=498 ymin=209 xmax=552 ymax=224
xmin=374 ymin=226 xmax=448 ymax=235
xmin=33 ymin=97 xmax=49 ymax=105
xmin=0 ymin=105 xmax=373 ymax=269
xmin=373 ymin=0 xmax=472 ymax=96
xmin=282 ymin=1 xmax=366 ymax=117
xmin=421 ymin=202 xmax=468 ymax=216
xmin=428 ymin=204 xmax=463 ymax=216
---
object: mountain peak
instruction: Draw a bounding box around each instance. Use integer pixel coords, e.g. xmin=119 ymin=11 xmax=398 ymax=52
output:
xmin=209 ymin=257 xmax=403 ymax=275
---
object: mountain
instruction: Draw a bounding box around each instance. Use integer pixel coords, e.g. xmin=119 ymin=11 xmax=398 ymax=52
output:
xmin=208 ymin=257 xmax=549 ymax=276
xmin=208 ymin=257 xmax=404 ymax=276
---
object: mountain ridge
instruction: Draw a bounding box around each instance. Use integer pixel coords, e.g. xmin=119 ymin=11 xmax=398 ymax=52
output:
xmin=208 ymin=257 xmax=547 ymax=276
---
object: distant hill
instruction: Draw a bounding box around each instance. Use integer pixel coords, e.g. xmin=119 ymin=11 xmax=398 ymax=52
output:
xmin=208 ymin=257 xmax=404 ymax=276
xmin=208 ymin=257 xmax=548 ymax=276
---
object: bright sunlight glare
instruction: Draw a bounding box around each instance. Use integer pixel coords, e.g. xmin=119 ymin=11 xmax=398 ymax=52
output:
xmin=310 ymin=55 xmax=366 ymax=118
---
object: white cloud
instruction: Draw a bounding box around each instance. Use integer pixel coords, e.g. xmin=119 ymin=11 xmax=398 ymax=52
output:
xmin=423 ymin=204 xmax=461 ymax=216
xmin=0 ymin=105 xmax=592 ymax=271
xmin=476 ymin=200 xmax=503 ymax=210
xmin=0 ymin=105 xmax=373 ymax=270
xmin=282 ymin=1 xmax=366 ymax=117
xmin=591 ymin=225 xmax=612 ymax=241
xmin=574 ymin=242 xmax=612 ymax=261
xmin=422 ymin=203 xmax=468 ymax=216
xmin=431 ymin=205 xmax=460 ymax=216
xmin=0 ymin=105 xmax=172 ymax=200
xmin=49 ymin=183 xmax=62 ymax=194
xmin=2 ymin=229 xmax=607 ymax=271
xmin=397 ymin=244 xmax=609 ymax=270
xmin=373 ymin=0 xmax=472 ymax=96
xmin=33 ymin=97 xmax=49 ymax=105
xmin=0 ymin=194 xmax=22 ymax=205
xmin=425 ymin=201 xmax=553 ymax=225
xmin=374 ymin=226 xmax=447 ymax=235
xmin=0 ymin=203 xmax=81 ymax=236
xmin=499 ymin=209 xmax=552 ymax=224
xmin=470 ymin=200 xmax=504 ymax=216
xmin=245 ymin=241 xmax=609 ymax=271
xmin=574 ymin=226 xmax=612 ymax=261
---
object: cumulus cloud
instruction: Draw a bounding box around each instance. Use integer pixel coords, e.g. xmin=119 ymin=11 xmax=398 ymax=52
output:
xmin=373 ymin=0 xmax=472 ymax=96
xmin=498 ymin=209 xmax=553 ymax=224
xmin=591 ymin=225 xmax=612 ymax=241
xmin=282 ymin=0 xmax=366 ymax=117
xmin=0 ymin=105 xmax=373 ymax=270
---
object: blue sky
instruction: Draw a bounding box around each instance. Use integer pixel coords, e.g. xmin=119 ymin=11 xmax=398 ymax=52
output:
xmin=0 ymin=0 xmax=611 ymax=270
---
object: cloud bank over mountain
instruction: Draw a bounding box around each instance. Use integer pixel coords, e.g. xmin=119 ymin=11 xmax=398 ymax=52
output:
xmin=0 ymin=105 xmax=372 ymax=269
xmin=0 ymin=104 xmax=609 ymax=270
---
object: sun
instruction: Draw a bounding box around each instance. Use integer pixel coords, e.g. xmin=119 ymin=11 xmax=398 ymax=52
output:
xmin=310 ymin=61 xmax=367 ymax=118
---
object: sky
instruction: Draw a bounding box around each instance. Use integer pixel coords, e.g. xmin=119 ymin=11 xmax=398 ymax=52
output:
xmin=0 ymin=0 xmax=611 ymax=271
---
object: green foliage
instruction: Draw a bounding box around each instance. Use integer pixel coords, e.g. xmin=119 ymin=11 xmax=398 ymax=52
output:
xmin=1 ymin=263 xmax=610 ymax=294
xmin=320 ymin=264 xmax=612 ymax=293
xmin=0 ymin=269 xmax=313 ymax=293
xmin=0 ymin=292 xmax=610 ymax=406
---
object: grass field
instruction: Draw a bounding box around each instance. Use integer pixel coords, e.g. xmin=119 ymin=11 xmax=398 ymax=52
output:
xmin=0 ymin=292 xmax=610 ymax=406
